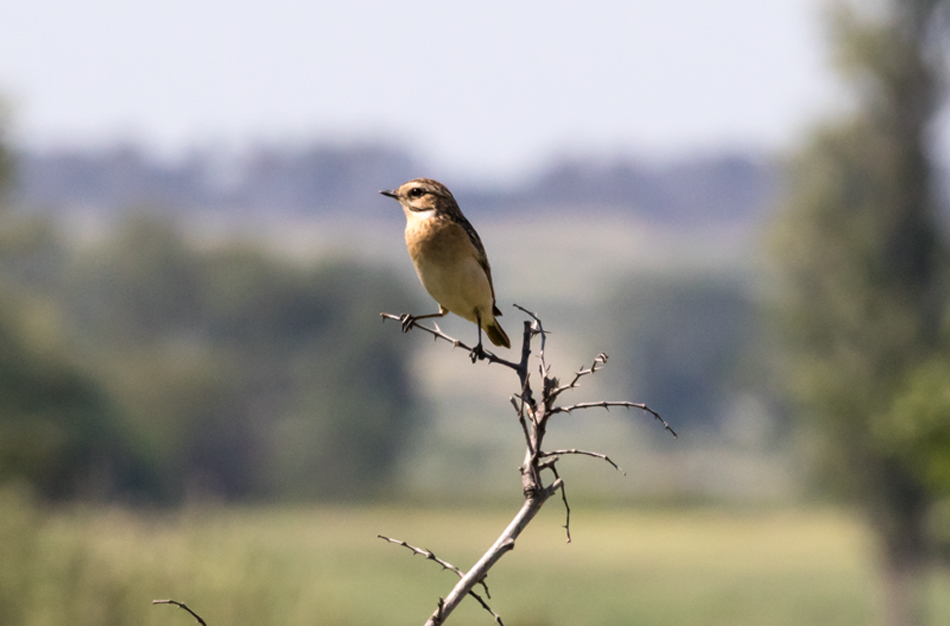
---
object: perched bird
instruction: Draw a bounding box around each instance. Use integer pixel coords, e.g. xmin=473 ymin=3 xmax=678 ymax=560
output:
xmin=380 ymin=178 xmax=510 ymax=356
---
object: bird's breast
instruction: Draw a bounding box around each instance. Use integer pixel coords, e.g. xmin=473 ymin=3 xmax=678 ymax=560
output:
xmin=405 ymin=214 xmax=469 ymax=266
xmin=404 ymin=215 xmax=491 ymax=323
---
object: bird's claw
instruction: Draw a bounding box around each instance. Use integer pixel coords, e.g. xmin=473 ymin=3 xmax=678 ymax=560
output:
xmin=470 ymin=343 xmax=487 ymax=363
xmin=399 ymin=314 xmax=417 ymax=333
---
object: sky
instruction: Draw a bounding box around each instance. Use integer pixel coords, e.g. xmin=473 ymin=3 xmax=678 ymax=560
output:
xmin=0 ymin=1 xmax=836 ymax=183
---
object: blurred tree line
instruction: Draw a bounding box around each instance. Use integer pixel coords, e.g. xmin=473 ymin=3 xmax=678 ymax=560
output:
xmin=608 ymin=273 xmax=775 ymax=441
xmin=0 ymin=139 xmax=421 ymax=501
xmin=771 ymin=1 xmax=950 ymax=625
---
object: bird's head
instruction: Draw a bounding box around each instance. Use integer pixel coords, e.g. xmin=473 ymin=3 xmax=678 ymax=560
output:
xmin=380 ymin=178 xmax=455 ymax=214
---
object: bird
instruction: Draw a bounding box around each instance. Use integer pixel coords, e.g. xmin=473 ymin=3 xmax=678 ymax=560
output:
xmin=380 ymin=178 xmax=510 ymax=358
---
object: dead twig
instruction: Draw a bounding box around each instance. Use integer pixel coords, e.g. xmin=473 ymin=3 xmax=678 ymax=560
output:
xmin=551 ymin=353 xmax=609 ymax=401
xmin=377 ymin=535 xmax=504 ymax=624
xmin=539 ymin=449 xmax=626 ymax=475
xmin=557 ymin=472 xmax=572 ymax=543
xmin=378 ymin=535 xmax=467 ymax=579
xmin=422 ymin=484 xmax=553 ymax=626
xmin=377 ymin=535 xmax=494 ymax=601
xmin=551 ymin=400 xmax=677 ymax=438
xmin=380 ymin=312 xmax=522 ymax=372
xmin=379 ymin=306 xmax=674 ymax=625
xmin=153 ymin=599 xmax=207 ymax=626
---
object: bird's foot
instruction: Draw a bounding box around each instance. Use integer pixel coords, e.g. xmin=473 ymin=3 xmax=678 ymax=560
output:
xmin=470 ymin=343 xmax=487 ymax=363
xmin=399 ymin=314 xmax=418 ymax=333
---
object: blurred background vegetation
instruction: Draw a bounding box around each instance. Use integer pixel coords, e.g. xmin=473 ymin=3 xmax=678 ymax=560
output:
xmin=1 ymin=0 xmax=950 ymax=625
xmin=0 ymin=207 xmax=421 ymax=502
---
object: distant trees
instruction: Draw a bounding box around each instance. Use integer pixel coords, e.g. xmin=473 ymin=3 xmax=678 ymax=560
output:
xmin=0 ymin=115 xmax=139 ymax=497
xmin=0 ymin=107 xmax=11 ymax=196
xmin=771 ymin=2 xmax=950 ymax=625
xmin=13 ymin=143 xmax=416 ymax=217
xmin=526 ymin=153 xmax=776 ymax=224
xmin=0 ymin=289 xmax=141 ymax=498
xmin=0 ymin=127 xmax=422 ymax=501
xmin=609 ymin=275 xmax=766 ymax=436
xmin=57 ymin=217 xmax=421 ymax=501
xmin=12 ymin=142 xmax=776 ymax=226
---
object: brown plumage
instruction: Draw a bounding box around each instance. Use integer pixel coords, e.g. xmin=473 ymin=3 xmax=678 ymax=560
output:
xmin=380 ymin=178 xmax=510 ymax=351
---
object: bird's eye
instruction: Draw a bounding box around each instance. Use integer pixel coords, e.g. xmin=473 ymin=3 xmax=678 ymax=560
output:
xmin=408 ymin=187 xmax=425 ymax=198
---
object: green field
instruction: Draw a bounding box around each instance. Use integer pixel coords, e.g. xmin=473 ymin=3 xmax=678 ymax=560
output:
xmin=2 ymin=489 xmax=948 ymax=626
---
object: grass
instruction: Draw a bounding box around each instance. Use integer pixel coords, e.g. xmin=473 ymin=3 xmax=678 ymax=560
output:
xmin=2 ymin=488 xmax=948 ymax=626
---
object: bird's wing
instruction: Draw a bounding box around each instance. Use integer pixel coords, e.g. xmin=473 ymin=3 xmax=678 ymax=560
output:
xmin=454 ymin=213 xmax=501 ymax=312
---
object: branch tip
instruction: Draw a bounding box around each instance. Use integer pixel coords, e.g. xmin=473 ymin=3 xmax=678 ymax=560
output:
xmin=152 ymin=599 xmax=208 ymax=626
xmin=552 ymin=400 xmax=676 ymax=437
xmin=540 ymin=448 xmax=626 ymax=474
xmin=382 ymin=305 xmax=674 ymax=624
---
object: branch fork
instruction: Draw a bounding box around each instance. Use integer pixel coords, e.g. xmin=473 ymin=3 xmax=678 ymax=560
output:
xmin=380 ymin=305 xmax=675 ymax=625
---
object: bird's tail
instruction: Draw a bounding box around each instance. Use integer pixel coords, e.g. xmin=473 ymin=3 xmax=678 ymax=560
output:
xmin=485 ymin=319 xmax=510 ymax=349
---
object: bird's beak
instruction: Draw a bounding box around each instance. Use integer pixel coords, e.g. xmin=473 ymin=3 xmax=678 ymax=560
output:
xmin=379 ymin=189 xmax=398 ymax=199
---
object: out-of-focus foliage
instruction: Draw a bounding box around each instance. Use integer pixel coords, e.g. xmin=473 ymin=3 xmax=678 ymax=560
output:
xmin=0 ymin=198 xmax=421 ymax=500
xmin=55 ymin=216 xmax=420 ymax=501
xmin=770 ymin=1 xmax=950 ymax=623
xmin=0 ymin=115 xmax=144 ymax=498
xmin=608 ymin=274 xmax=773 ymax=437
xmin=0 ymin=486 xmax=39 ymax=626
xmin=771 ymin=1 xmax=949 ymax=500
xmin=877 ymin=359 xmax=950 ymax=496
xmin=0 ymin=292 xmax=144 ymax=498
xmin=771 ymin=118 xmax=946 ymax=498
xmin=3 ymin=493 xmax=949 ymax=626
xmin=0 ymin=111 xmax=414 ymax=504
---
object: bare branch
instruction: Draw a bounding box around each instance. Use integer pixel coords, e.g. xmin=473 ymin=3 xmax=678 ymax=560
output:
xmin=510 ymin=395 xmax=534 ymax=453
xmin=558 ymin=476 xmax=572 ymax=544
xmin=539 ymin=449 xmax=626 ymax=475
xmin=380 ymin=312 xmax=522 ymax=371
xmin=551 ymin=353 xmax=609 ymax=400
xmin=552 ymin=400 xmax=677 ymax=438
xmin=512 ymin=304 xmax=547 ymax=340
xmin=544 ymin=465 xmax=572 ymax=543
xmin=465 ymin=589 xmax=504 ymax=625
xmin=423 ymin=488 xmax=553 ymax=626
xmin=377 ymin=535 xmax=465 ymax=578
xmin=378 ymin=307 xmax=676 ymax=625
xmin=513 ymin=304 xmax=550 ymax=375
xmin=153 ymin=600 xmax=208 ymax=626
xmin=377 ymin=534 xmax=508 ymax=626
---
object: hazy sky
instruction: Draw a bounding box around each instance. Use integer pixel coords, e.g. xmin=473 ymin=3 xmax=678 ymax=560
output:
xmin=0 ymin=0 xmax=836 ymax=182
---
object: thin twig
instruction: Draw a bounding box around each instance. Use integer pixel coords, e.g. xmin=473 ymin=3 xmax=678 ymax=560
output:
xmin=558 ymin=478 xmax=572 ymax=544
xmin=380 ymin=312 xmax=522 ymax=371
xmin=513 ymin=304 xmax=550 ymax=379
xmin=514 ymin=318 xmax=535 ymax=405
xmin=546 ymin=465 xmax=572 ymax=543
xmin=509 ymin=395 xmax=522 ymax=418
xmin=153 ymin=600 xmax=207 ymax=626
xmin=552 ymin=401 xmax=677 ymax=438
xmin=539 ymin=449 xmax=626 ymax=475
xmin=512 ymin=304 xmax=546 ymax=340
xmin=552 ymin=353 xmax=609 ymax=400
xmin=377 ymin=535 xmax=465 ymax=578
xmin=378 ymin=307 xmax=675 ymax=625
xmin=377 ymin=535 xmax=494 ymax=600
xmin=510 ymin=395 xmax=534 ymax=453
xmin=465 ymin=590 xmax=504 ymax=626
xmin=423 ymin=488 xmax=553 ymax=626
xmin=378 ymin=536 xmax=503 ymax=624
